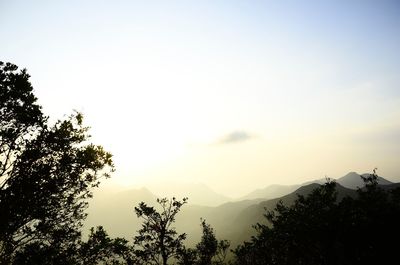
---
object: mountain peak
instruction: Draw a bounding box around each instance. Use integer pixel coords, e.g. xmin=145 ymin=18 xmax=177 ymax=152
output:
xmin=343 ymin=171 xmax=360 ymax=177
xmin=337 ymin=171 xmax=393 ymax=189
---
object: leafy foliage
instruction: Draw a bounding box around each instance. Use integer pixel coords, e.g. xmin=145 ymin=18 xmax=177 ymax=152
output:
xmin=3 ymin=61 xmax=399 ymax=265
xmin=196 ymin=219 xmax=218 ymax=265
xmin=233 ymin=171 xmax=400 ymax=265
xmin=177 ymin=247 xmax=198 ymax=265
xmin=134 ymin=197 xmax=188 ymax=265
xmin=0 ymin=61 xmax=114 ymax=263
xmin=79 ymin=226 xmax=133 ymax=265
xmin=177 ymin=219 xmax=230 ymax=265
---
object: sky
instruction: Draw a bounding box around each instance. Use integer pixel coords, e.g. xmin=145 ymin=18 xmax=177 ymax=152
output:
xmin=1 ymin=0 xmax=400 ymax=197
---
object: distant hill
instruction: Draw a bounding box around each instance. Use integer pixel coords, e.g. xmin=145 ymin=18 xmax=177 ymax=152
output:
xmin=239 ymin=171 xmax=393 ymax=202
xmin=337 ymin=172 xmax=392 ymax=189
xmin=238 ymin=184 xmax=300 ymax=201
xmin=226 ymin=176 xmax=397 ymax=246
xmin=301 ymin=172 xmax=393 ymax=189
xmin=85 ymin=186 xmax=263 ymax=246
xmin=147 ymin=182 xmax=231 ymax=207
xmin=84 ymin=172 xmax=398 ymax=248
xmin=85 ymin=184 xmax=233 ymax=243
xmin=85 ymin=187 xmax=157 ymax=238
xmin=223 ymin=183 xmax=358 ymax=246
xmin=176 ymin=198 xmax=265 ymax=246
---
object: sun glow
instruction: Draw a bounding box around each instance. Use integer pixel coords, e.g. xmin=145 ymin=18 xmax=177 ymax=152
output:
xmin=2 ymin=0 xmax=400 ymax=194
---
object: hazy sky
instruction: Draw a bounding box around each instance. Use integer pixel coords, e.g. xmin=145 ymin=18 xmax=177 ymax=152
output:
xmin=1 ymin=0 xmax=400 ymax=197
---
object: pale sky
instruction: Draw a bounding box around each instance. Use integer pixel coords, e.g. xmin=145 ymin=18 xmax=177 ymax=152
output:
xmin=1 ymin=0 xmax=400 ymax=197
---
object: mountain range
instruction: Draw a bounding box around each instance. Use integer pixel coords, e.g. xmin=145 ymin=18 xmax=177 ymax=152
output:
xmin=85 ymin=172 xmax=397 ymax=247
xmin=146 ymin=182 xmax=231 ymax=206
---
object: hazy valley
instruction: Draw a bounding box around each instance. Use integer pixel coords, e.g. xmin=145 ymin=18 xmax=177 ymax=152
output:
xmin=85 ymin=172 xmax=398 ymax=247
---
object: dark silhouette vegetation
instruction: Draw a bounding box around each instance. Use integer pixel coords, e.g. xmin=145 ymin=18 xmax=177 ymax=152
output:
xmin=0 ymin=61 xmax=115 ymax=264
xmin=177 ymin=219 xmax=230 ymax=265
xmin=232 ymin=171 xmax=400 ymax=265
xmin=1 ymin=62 xmax=400 ymax=264
xmin=133 ymin=197 xmax=188 ymax=265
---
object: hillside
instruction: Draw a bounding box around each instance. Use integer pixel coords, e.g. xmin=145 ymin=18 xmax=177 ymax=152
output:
xmin=223 ymin=183 xmax=357 ymax=246
xmin=84 ymin=172 xmax=397 ymax=247
xmin=148 ymin=182 xmax=231 ymax=206
xmin=238 ymin=184 xmax=300 ymax=201
xmin=337 ymin=172 xmax=393 ymax=189
xmin=85 ymin=187 xmax=157 ymax=238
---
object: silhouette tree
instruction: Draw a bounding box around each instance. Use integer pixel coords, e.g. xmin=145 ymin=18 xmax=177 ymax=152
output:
xmin=134 ymin=197 xmax=188 ymax=265
xmin=233 ymin=172 xmax=400 ymax=265
xmin=177 ymin=247 xmax=198 ymax=265
xmin=177 ymin=219 xmax=230 ymax=265
xmin=12 ymin=227 xmax=81 ymax=265
xmin=14 ymin=226 xmax=133 ymax=265
xmin=212 ymin=240 xmax=230 ymax=265
xmin=79 ymin=226 xmax=133 ymax=265
xmin=196 ymin=219 xmax=218 ymax=265
xmin=0 ymin=62 xmax=114 ymax=263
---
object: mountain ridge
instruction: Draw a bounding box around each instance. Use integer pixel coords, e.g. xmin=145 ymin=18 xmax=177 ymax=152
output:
xmin=85 ymin=172 xmax=397 ymax=246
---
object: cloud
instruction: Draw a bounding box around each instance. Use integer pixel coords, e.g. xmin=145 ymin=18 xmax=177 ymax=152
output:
xmin=217 ymin=130 xmax=256 ymax=144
